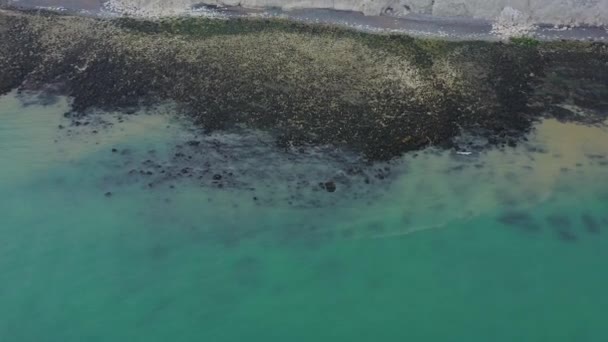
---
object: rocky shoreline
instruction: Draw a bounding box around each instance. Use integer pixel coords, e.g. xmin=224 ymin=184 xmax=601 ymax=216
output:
xmin=1 ymin=8 xmax=607 ymax=161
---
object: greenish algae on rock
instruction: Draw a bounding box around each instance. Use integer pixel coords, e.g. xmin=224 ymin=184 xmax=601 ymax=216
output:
xmin=0 ymin=8 xmax=606 ymax=160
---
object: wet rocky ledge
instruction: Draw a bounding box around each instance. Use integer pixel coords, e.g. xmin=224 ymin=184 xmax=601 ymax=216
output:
xmin=1 ymin=7 xmax=607 ymax=161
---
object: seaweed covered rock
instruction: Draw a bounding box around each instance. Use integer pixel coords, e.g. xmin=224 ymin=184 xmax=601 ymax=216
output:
xmin=0 ymin=13 xmax=41 ymax=95
xmin=0 ymin=9 xmax=606 ymax=160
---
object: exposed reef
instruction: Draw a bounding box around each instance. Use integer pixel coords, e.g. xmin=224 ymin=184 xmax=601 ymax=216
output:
xmin=1 ymin=8 xmax=607 ymax=160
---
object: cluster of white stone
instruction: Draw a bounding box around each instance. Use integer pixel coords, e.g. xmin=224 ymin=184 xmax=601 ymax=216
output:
xmin=490 ymin=7 xmax=538 ymax=39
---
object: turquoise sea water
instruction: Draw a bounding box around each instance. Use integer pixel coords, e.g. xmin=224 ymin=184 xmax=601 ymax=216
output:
xmin=1 ymin=92 xmax=608 ymax=341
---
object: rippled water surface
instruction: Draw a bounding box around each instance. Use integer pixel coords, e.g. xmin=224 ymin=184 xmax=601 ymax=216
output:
xmin=1 ymin=92 xmax=608 ymax=341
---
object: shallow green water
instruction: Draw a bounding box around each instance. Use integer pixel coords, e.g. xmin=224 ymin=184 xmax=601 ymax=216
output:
xmin=1 ymin=93 xmax=608 ymax=341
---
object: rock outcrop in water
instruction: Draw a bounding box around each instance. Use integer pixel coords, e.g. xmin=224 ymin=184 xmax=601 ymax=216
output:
xmin=0 ymin=9 xmax=607 ymax=160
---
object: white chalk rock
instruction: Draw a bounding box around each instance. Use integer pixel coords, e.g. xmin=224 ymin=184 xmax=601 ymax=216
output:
xmin=103 ymin=0 xmax=608 ymax=25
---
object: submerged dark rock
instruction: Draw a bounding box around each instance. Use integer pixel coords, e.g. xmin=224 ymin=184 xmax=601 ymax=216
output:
xmin=546 ymin=214 xmax=572 ymax=230
xmin=546 ymin=214 xmax=578 ymax=242
xmin=98 ymin=127 xmax=394 ymax=208
xmin=324 ymin=181 xmax=337 ymax=193
xmin=555 ymin=229 xmax=578 ymax=242
xmin=186 ymin=140 xmax=201 ymax=147
xmin=581 ymin=213 xmax=601 ymax=234
xmin=498 ymin=211 xmax=541 ymax=232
